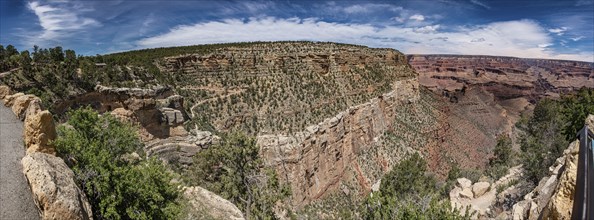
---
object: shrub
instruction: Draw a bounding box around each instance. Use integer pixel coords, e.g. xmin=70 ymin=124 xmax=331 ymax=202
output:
xmin=186 ymin=131 xmax=290 ymax=219
xmin=360 ymin=153 xmax=471 ymax=219
xmin=487 ymin=135 xmax=513 ymax=179
xmin=54 ymin=107 xmax=181 ymax=220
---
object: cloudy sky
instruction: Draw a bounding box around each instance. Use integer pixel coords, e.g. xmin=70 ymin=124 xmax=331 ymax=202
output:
xmin=1 ymin=0 xmax=593 ymax=62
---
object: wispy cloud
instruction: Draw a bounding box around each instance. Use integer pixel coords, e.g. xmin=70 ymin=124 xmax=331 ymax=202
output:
xmin=469 ymin=0 xmax=491 ymax=9
xmin=26 ymin=1 xmax=100 ymax=43
xmin=548 ymin=27 xmax=567 ymax=35
xmin=409 ymin=14 xmax=425 ymax=21
xmin=137 ymin=17 xmax=592 ymax=62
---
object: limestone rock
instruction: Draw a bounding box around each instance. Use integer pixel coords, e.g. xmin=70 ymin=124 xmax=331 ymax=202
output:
xmin=188 ymin=130 xmax=220 ymax=148
xmin=161 ymin=107 xmax=184 ymax=126
xmin=0 ymin=85 xmax=11 ymax=99
xmin=24 ymin=110 xmax=57 ymax=155
xmin=512 ymin=200 xmax=530 ymax=220
xmin=472 ymin=182 xmax=491 ymax=198
xmin=457 ymin=178 xmax=472 ymax=189
xmin=11 ymin=94 xmax=40 ymax=120
xmin=3 ymin=92 xmax=24 ymax=107
xmin=541 ymin=140 xmax=579 ymax=219
xmin=182 ymin=186 xmax=244 ymax=220
xmin=22 ymin=152 xmax=93 ymax=220
xmin=459 ymin=188 xmax=474 ymax=199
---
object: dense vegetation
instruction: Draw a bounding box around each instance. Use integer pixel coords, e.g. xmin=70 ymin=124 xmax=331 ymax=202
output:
xmin=54 ymin=107 xmax=181 ymax=220
xmin=360 ymin=153 xmax=471 ymax=219
xmin=518 ymin=88 xmax=594 ymax=184
xmin=185 ymin=131 xmax=290 ymax=219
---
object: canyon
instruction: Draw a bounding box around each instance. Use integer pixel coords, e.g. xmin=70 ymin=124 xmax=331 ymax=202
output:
xmin=1 ymin=42 xmax=593 ymax=218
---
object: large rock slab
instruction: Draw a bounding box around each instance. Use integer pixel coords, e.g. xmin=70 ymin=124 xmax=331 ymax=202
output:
xmin=182 ymin=186 xmax=244 ymax=220
xmin=22 ymin=152 xmax=93 ymax=220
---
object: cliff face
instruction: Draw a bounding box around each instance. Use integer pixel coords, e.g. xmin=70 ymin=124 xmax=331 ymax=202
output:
xmin=160 ymin=42 xmax=415 ymax=134
xmin=257 ymin=79 xmax=420 ymax=206
xmin=408 ymin=55 xmax=594 ymax=101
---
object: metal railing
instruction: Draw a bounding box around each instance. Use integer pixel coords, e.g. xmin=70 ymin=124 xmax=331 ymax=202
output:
xmin=571 ymin=125 xmax=594 ymax=220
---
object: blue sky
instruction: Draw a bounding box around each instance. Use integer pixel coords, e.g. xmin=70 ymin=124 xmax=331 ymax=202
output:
xmin=1 ymin=0 xmax=593 ymax=62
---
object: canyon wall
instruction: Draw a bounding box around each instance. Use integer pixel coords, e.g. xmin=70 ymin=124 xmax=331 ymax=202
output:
xmin=257 ymin=79 xmax=420 ymax=206
xmin=408 ymin=55 xmax=594 ymax=101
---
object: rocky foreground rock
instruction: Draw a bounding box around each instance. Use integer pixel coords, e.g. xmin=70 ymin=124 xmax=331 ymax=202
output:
xmin=182 ymin=186 xmax=245 ymax=220
xmin=22 ymin=152 xmax=93 ymax=220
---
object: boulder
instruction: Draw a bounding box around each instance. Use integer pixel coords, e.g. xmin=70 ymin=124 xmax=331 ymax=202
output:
xmin=22 ymin=152 xmax=93 ymax=220
xmin=512 ymin=200 xmax=530 ymax=220
xmin=24 ymin=110 xmax=57 ymax=155
xmin=472 ymin=182 xmax=491 ymax=198
xmin=11 ymin=94 xmax=40 ymax=120
xmin=3 ymin=92 xmax=24 ymax=107
xmin=182 ymin=186 xmax=245 ymax=220
xmin=457 ymin=178 xmax=472 ymax=189
xmin=459 ymin=188 xmax=474 ymax=199
xmin=161 ymin=107 xmax=184 ymax=126
xmin=25 ymin=98 xmax=43 ymax=119
xmin=0 ymin=85 xmax=11 ymax=99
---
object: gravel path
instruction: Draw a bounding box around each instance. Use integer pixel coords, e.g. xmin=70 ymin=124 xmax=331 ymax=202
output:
xmin=0 ymin=104 xmax=40 ymax=220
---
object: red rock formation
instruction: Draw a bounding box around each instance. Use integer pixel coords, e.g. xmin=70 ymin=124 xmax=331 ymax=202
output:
xmin=408 ymin=55 xmax=594 ymax=102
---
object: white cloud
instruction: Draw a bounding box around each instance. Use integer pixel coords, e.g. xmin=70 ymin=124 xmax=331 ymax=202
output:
xmin=548 ymin=27 xmax=568 ymax=36
xmin=137 ymin=17 xmax=592 ymax=62
xmin=27 ymin=1 xmax=99 ymax=41
xmin=409 ymin=14 xmax=425 ymax=21
xmin=414 ymin=25 xmax=440 ymax=33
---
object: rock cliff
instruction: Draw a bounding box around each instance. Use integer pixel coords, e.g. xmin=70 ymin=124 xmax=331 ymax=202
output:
xmin=408 ymin=55 xmax=594 ymax=101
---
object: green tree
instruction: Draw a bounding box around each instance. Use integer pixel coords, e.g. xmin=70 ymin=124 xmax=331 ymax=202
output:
xmin=519 ymin=99 xmax=567 ymax=184
xmin=187 ymin=131 xmax=290 ymax=219
xmin=54 ymin=107 xmax=181 ymax=220
xmin=487 ymin=135 xmax=513 ymax=179
xmin=49 ymin=46 xmax=64 ymax=62
xmin=561 ymin=88 xmax=594 ymax=140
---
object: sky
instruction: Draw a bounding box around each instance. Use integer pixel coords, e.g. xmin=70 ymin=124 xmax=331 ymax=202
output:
xmin=0 ymin=0 xmax=593 ymax=62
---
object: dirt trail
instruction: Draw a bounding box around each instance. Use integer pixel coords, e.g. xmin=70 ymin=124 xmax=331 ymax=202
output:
xmin=0 ymin=104 xmax=40 ymax=220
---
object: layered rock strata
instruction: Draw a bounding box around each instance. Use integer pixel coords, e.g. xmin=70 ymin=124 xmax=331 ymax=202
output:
xmin=408 ymin=55 xmax=594 ymax=101
xmin=257 ymin=79 xmax=420 ymax=206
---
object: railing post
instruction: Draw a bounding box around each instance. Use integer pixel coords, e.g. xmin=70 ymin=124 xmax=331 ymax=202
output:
xmin=572 ymin=125 xmax=593 ymax=220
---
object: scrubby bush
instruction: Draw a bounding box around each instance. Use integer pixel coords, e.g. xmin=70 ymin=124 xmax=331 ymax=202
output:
xmin=360 ymin=153 xmax=471 ymax=219
xmin=54 ymin=107 xmax=181 ymax=220
xmin=186 ymin=131 xmax=290 ymax=219
xmin=487 ymin=135 xmax=514 ymax=180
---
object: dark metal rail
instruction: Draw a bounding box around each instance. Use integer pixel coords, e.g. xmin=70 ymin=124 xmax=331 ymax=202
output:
xmin=571 ymin=125 xmax=594 ymax=220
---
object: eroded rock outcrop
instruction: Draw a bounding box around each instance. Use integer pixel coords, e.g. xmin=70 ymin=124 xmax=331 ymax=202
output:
xmin=509 ymin=115 xmax=593 ymax=219
xmin=258 ymin=79 xmax=420 ymax=206
xmin=450 ymin=166 xmax=524 ymax=219
xmin=22 ymin=152 xmax=93 ymax=220
xmin=24 ymin=110 xmax=57 ymax=155
xmin=182 ymin=186 xmax=245 ymax=220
